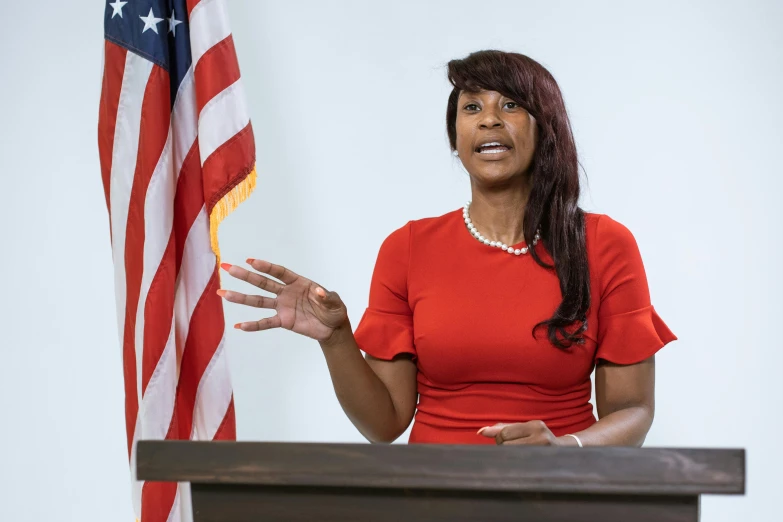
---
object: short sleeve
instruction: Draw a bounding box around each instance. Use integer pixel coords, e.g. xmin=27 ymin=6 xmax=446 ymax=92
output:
xmin=353 ymin=222 xmax=416 ymax=361
xmin=594 ymin=215 xmax=677 ymax=364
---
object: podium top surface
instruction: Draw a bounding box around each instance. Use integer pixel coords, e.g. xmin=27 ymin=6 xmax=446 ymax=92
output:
xmin=136 ymin=441 xmax=744 ymax=496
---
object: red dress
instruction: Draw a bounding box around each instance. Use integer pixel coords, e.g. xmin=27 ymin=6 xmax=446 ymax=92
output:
xmin=353 ymin=209 xmax=676 ymax=444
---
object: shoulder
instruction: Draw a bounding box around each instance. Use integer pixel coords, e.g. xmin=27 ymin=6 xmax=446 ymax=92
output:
xmin=584 ymin=212 xmax=647 ymax=294
xmin=380 ymin=208 xmax=462 ymax=250
xmin=585 ymin=212 xmax=640 ymax=257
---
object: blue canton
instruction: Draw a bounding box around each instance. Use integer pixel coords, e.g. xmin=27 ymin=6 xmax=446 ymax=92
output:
xmin=105 ymin=0 xmax=192 ymax=105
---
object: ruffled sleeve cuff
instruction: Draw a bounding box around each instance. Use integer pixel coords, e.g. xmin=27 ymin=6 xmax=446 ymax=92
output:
xmin=353 ymin=308 xmax=416 ymax=361
xmin=595 ymin=305 xmax=677 ymax=364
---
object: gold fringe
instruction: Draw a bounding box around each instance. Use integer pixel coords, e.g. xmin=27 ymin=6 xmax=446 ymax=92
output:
xmin=209 ymin=167 xmax=257 ymax=264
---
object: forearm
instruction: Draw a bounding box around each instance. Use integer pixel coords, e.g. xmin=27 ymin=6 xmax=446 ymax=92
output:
xmin=319 ymin=323 xmax=404 ymax=443
xmin=558 ymin=404 xmax=654 ymax=447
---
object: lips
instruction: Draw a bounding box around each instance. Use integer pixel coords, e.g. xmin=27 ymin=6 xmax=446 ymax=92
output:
xmin=475 ymin=140 xmax=512 ymax=154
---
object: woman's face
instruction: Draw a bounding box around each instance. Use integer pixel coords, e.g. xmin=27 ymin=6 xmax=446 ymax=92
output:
xmin=454 ymin=89 xmax=537 ymax=187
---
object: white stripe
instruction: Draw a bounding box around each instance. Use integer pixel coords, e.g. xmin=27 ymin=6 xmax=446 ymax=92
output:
xmin=177 ymin=483 xmax=194 ymax=522
xmin=166 ymin=488 xmax=181 ymax=522
xmin=198 ymin=80 xmax=250 ymax=164
xmin=189 ymin=0 xmax=231 ymax=69
xmin=174 ymin=206 xmax=216 ymax=361
xmin=172 ymin=67 xmax=198 ymax=176
xmin=191 ymin=336 xmax=232 ymax=440
xmin=109 ymin=53 xmax=153 ymax=351
xmin=140 ymin=321 xmax=178 ymax=440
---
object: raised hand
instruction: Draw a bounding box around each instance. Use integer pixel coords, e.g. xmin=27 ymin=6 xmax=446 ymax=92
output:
xmin=217 ymin=258 xmax=348 ymax=342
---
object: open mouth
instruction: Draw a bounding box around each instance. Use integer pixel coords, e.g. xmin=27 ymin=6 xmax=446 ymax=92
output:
xmin=475 ymin=141 xmax=512 ymax=154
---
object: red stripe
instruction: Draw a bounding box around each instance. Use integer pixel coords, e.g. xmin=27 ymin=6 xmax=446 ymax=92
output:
xmin=186 ymin=0 xmax=203 ymax=16
xmin=98 ymin=41 xmax=127 ymax=218
xmin=213 ymin=396 xmax=236 ymax=440
xmin=121 ymin=65 xmax=171 ymax=457
xmin=171 ymin=266 xmax=225 ymax=440
xmin=202 ymin=122 xmax=255 ymax=212
xmin=141 ymin=482 xmax=178 ymax=522
xmin=141 ymin=235 xmax=176 ymax=395
xmin=173 ymin=142 xmax=205 ymax=271
xmin=194 ymin=35 xmax=241 ymax=114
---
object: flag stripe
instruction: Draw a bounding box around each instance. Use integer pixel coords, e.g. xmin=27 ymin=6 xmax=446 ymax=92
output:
xmin=194 ymin=35 xmax=241 ymax=115
xmin=191 ymin=337 xmax=232 ymax=439
xmin=141 ymin=480 xmax=178 ymax=522
xmin=172 ymin=266 xmax=225 ymax=440
xmin=189 ymin=0 xmax=231 ymax=67
xmin=138 ymin=129 xmax=176 ymax=396
xmin=109 ymin=52 xmax=154 ymax=457
xmin=139 ymin=63 xmax=199 ymax=396
xmin=98 ymin=41 xmax=127 ymax=216
xmin=213 ymin=396 xmax=236 ymax=440
xmin=172 ymin=68 xmax=199 ymax=178
xmin=123 ymin=66 xmax=171 ymax=408
xmin=198 ymin=79 xmax=250 ymax=166
xmin=173 ymin=206 xmax=214 ymax=369
xmin=202 ymin=122 xmax=255 ymax=210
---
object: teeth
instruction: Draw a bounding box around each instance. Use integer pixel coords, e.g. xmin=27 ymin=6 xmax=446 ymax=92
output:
xmin=481 ymin=141 xmax=502 ymax=147
xmin=479 ymin=148 xmax=508 ymax=154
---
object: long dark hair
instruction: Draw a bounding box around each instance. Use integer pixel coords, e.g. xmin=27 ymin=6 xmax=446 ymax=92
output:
xmin=446 ymin=50 xmax=588 ymax=348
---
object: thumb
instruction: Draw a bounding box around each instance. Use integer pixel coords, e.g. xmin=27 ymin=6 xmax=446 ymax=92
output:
xmin=477 ymin=423 xmax=511 ymax=437
xmin=315 ymin=286 xmax=342 ymax=309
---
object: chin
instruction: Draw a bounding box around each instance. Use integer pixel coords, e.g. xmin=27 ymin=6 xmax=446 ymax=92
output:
xmin=471 ymin=166 xmax=520 ymax=186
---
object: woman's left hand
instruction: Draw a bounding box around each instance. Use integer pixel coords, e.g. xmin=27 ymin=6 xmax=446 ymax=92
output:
xmin=477 ymin=420 xmax=565 ymax=446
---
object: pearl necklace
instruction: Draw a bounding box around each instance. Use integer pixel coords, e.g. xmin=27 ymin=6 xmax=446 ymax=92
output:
xmin=463 ymin=202 xmax=541 ymax=255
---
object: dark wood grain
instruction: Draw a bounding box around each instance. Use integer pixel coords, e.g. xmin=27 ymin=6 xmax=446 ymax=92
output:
xmin=137 ymin=441 xmax=744 ymax=496
xmin=190 ymin=484 xmax=700 ymax=522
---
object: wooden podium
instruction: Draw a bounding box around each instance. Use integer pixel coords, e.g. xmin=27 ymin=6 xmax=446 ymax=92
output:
xmin=137 ymin=441 xmax=744 ymax=521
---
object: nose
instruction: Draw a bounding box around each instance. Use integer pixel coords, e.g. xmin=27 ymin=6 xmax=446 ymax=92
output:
xmin=478 ymin=107 xmax=503 ymax=129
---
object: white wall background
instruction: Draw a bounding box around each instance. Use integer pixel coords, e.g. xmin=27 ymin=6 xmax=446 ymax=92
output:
xmin=0 ymin=0 xmax=780 ymax=520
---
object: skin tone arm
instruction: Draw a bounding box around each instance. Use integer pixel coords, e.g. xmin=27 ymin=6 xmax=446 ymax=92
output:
xmin=218 ymin=259 xmax=418 ymax=443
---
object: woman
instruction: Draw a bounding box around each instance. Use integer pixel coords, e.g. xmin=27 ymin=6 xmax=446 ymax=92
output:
xmin=217 ymin=50 xmax=676 ymax=446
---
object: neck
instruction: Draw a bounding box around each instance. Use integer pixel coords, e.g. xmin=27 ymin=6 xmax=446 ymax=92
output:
xmin=468 ymin=182 xmax=531 ymax=247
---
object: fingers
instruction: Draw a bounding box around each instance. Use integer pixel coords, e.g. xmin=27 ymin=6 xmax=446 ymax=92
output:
xmin=221 ymin=263 xmax=285 ymax=294
xmin=235 ymin=315 xmax=282 ymax=332
xmin=246 ymin=258 xmax=300 ymax=285
xmin=477 ymin=421 xmax=550 ymax=445
xmin=217 ymin=289 xmax=277 ymax=309
xmin=477 ymin=423 xmax=511 ymax=438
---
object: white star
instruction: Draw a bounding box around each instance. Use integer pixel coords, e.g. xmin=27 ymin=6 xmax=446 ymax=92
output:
xmin=168 ymin=11 xmax=184 ymax=37
xmin=140 ymin=8 xmax=164 ymax=34
xmin=109 ymin=0 xmax=127 ymax=19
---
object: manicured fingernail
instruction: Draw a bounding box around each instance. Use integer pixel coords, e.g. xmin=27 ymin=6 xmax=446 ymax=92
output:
xmin=316 ymin=287 xmax=325 ymax=297
xmin=246 ymin=258 xmax=255 ymax=264
xmin=477 ymin=427 xmax=489 ymax=435
xmin=216 ymin=289 xmax=226 ymax=297
xmin=233 ymin=323 xmax=242 ymax=329
xmin=220 ymin=263 xmax=232 ymax=271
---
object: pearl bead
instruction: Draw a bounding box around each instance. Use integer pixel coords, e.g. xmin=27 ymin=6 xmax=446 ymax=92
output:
xmin=463 ymin=201 xmax=540 ymax=257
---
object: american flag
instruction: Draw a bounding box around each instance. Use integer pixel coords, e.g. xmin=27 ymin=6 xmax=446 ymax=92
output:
xmin=97 ymin=1 xmax=255 ymax=521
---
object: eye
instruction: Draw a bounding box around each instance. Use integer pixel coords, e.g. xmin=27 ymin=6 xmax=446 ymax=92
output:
xmin=504 ymin=101 xmax=519 ymax=109
xmin=463 ymin=103 xmax=480 ymax=111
